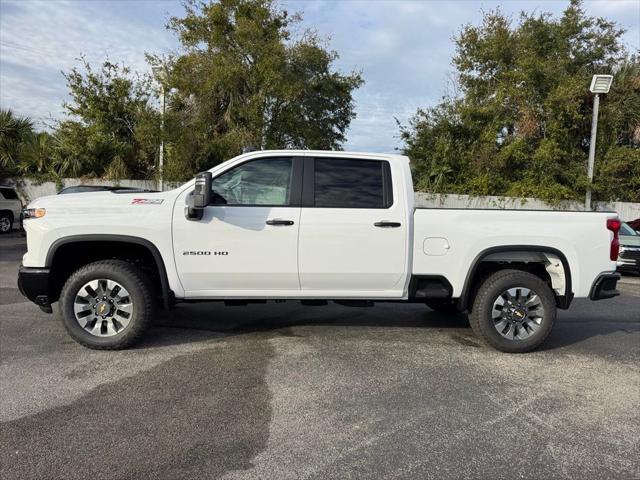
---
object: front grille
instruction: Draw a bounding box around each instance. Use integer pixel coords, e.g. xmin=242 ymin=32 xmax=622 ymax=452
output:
xmin=620 ymin=248 xmax=640 ymax=261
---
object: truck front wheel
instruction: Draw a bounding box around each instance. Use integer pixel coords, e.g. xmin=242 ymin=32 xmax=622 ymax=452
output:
xmin=469 ymin=269 xmax=556 ymax=353
xmin=59 ymin=260 xmax=155 ymax=350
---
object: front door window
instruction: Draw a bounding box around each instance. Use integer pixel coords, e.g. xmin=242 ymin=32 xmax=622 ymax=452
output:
xmin=210 ymin=158 xmax=293 ymax=206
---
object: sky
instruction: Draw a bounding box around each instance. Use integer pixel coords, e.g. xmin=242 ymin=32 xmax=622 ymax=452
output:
xmin=1 ymin=0 xmax=638 ymax=154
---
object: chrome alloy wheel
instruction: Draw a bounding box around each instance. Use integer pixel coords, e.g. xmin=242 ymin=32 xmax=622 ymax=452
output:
xmin=0 ymin=217 xmax=10 ymax=232
xmin=73 ymin=279 xmax=133 ymax=337
xmin=491 ymin=287 xmax=545 ymax=340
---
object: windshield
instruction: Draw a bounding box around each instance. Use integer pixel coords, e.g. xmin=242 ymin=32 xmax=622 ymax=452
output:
xmin=620 ymin=223 xmax=638 ymax=236
xmin=0 ymin=188 xmax=19 ymax=199
xmin=59 ymin=186 xmax=109 ymax=194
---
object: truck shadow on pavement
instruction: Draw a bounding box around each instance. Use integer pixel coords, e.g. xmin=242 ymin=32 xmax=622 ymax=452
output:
xmin=1 ymin=334 xmax=276 ymax=480
xmin=145 ymin=303 xmax=473 ymax=348
xmin=142 ymin=300 xmax=639 ymax=352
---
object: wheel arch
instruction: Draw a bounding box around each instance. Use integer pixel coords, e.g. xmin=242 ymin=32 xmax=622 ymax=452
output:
xmin=458 ymin=245 xmax=573 ymax=311
xmin=0 ymin=209 xmax=14 ymax=221
xmin=45 ymin=234 xmax=173 ymax=309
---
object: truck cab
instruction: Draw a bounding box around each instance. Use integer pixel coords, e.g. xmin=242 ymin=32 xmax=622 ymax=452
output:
xmin=173 ymin=151 xmax=412 ymax=299
xmin=18 ymin=150 xmax=621 ymax=352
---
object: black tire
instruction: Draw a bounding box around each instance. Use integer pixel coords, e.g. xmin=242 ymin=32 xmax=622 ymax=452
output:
xmin=469 ymin=269 xmax=556 ymax=353
xmin=59 ymin=260 xmax=155 ymax=350
xmin=0 ymin=212 xmax=12 ymax=234
xmin=425 ymin=299 xmax=463 ymax=314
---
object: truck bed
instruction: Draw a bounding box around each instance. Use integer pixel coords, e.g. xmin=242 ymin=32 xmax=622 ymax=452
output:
xmin=412 ymin=208 xmax=618 ymax=298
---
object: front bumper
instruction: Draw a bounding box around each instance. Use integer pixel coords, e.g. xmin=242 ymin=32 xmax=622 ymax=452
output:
xmin=589 ymin=272 xmax=621 ymax=301
xmin=617 ymin=248 xmax=640 ymax=274
xmin=17 ymin=266 xmax=53 ymax=313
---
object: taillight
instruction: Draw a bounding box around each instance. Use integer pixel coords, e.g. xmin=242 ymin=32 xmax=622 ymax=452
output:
xmin=607 ymin=219 xmax=621 ymax=261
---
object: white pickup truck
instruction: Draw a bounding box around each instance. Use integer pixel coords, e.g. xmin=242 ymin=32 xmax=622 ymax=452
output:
xmin=18 ymin=150 xmax=622 ymax=352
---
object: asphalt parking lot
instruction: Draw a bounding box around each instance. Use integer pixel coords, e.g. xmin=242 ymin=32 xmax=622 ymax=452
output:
xmin=1 ymin=231 xmax=638 ymax=480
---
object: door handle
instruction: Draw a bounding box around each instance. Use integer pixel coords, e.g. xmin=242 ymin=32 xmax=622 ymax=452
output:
xmin=374 ymin=221 xmax=401 ymax=228
xmin=266 ymin=219 xmax=294 ymax=226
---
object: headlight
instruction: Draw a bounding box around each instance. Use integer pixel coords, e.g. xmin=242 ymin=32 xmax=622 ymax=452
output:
xmin=23 ymin=208 xmax=46 ymax=219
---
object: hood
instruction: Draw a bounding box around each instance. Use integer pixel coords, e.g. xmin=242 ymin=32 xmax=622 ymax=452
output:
xmin=24 ymin=188 xmax=184 ymax=236
xmin=620 ymin=234 xmax=640 ymax=247
xmin=28 ymin=189 xmax=177 ymax=210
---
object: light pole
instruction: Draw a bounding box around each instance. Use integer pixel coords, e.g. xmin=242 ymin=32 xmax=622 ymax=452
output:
xmin=585 ymin=74 xmax=613 ymax=211
xmin=152 ymin=65 xmax=167 ymax=191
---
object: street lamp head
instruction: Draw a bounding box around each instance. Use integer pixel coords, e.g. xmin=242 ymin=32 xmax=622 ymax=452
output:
xmin=152 ymin=65 xmax=167 ymax=82
xmin=589 ymin=74 xmax=613 ymax=94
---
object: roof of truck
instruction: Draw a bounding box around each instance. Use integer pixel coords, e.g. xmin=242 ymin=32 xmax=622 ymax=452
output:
xmin=235 ymin=149 xmax=408 ymax=160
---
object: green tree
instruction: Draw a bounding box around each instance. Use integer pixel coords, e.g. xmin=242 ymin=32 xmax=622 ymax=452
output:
xmin=401 ymin=0 xmax=639 ymax=203
xmin=0 ymin=108 xmax=35 ymax=176
xmin=53 ymin=58 xmax=160 ymax=179
xmin=19 ymin=131 xmax=55 ymax=175
xmin=160 ymin=0 xmax=363 ymax=179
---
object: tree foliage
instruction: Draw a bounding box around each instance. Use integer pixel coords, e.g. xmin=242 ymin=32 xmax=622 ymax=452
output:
xmin=3 ymin=0 xmax=363 ymax=183
xmin=4 ymin=0 xmax=638 ymax=204
xmin=0 ymin=109 xmax=59 ymax=180
xmin=159 ymin=0 xmax=363 ymax=179
xmin=53 ymin=59 xmax=160 ymax=180
xmin=401 ymin=0 xmax=640 ymax=202
xmin=0 ymin=108 xmax=35 ymax=176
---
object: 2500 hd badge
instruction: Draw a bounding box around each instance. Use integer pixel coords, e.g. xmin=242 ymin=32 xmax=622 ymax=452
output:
xmin=183 ymin=251 xmax=229 ymax=256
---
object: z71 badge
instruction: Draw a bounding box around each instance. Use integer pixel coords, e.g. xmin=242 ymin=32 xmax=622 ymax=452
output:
xmin=131 ymin=198 xmax=164 ymax=205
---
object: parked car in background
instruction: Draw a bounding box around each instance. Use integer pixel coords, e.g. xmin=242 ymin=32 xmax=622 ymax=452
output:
xmin=0 ymin=186 xmax=23 ymax=233
xmin=58 ymin=185 xmax=145 ymax=194
xmin=617 ymin=222 xmax=640 ymax=275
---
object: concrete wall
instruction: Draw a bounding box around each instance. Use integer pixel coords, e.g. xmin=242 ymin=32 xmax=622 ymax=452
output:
xmin=414 ymin=193 xmax=640 ymax=222
xmin=2 ymin=177 xmax=639 ymax=221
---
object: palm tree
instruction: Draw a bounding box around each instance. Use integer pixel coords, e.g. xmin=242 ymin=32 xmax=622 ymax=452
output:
xmin=19 ymin=132 xmax=54 ymax=174
xmin=0 ymin=108 xmax=34 ymax=172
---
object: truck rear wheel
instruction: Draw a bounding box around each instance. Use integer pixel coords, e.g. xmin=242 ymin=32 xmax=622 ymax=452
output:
xmin=59 ymin=260 xmax=155 ymax=350
xmin=469 ymin=269 xmax=556 ymax=353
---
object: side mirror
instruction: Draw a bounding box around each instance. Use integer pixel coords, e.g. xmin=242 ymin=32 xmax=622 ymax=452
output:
xmin=185 ymin=172 xmax=212 ymax=221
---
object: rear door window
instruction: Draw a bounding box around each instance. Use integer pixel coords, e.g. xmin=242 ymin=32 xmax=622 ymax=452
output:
xmin=313 ymin=158 xmax=392 ymax=208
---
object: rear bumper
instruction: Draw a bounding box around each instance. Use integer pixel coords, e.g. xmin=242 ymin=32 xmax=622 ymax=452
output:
xmin=589 ymin=272 xmax=621 ymax=301
xmin=17 ymin=266 xmax=53 ymax=313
